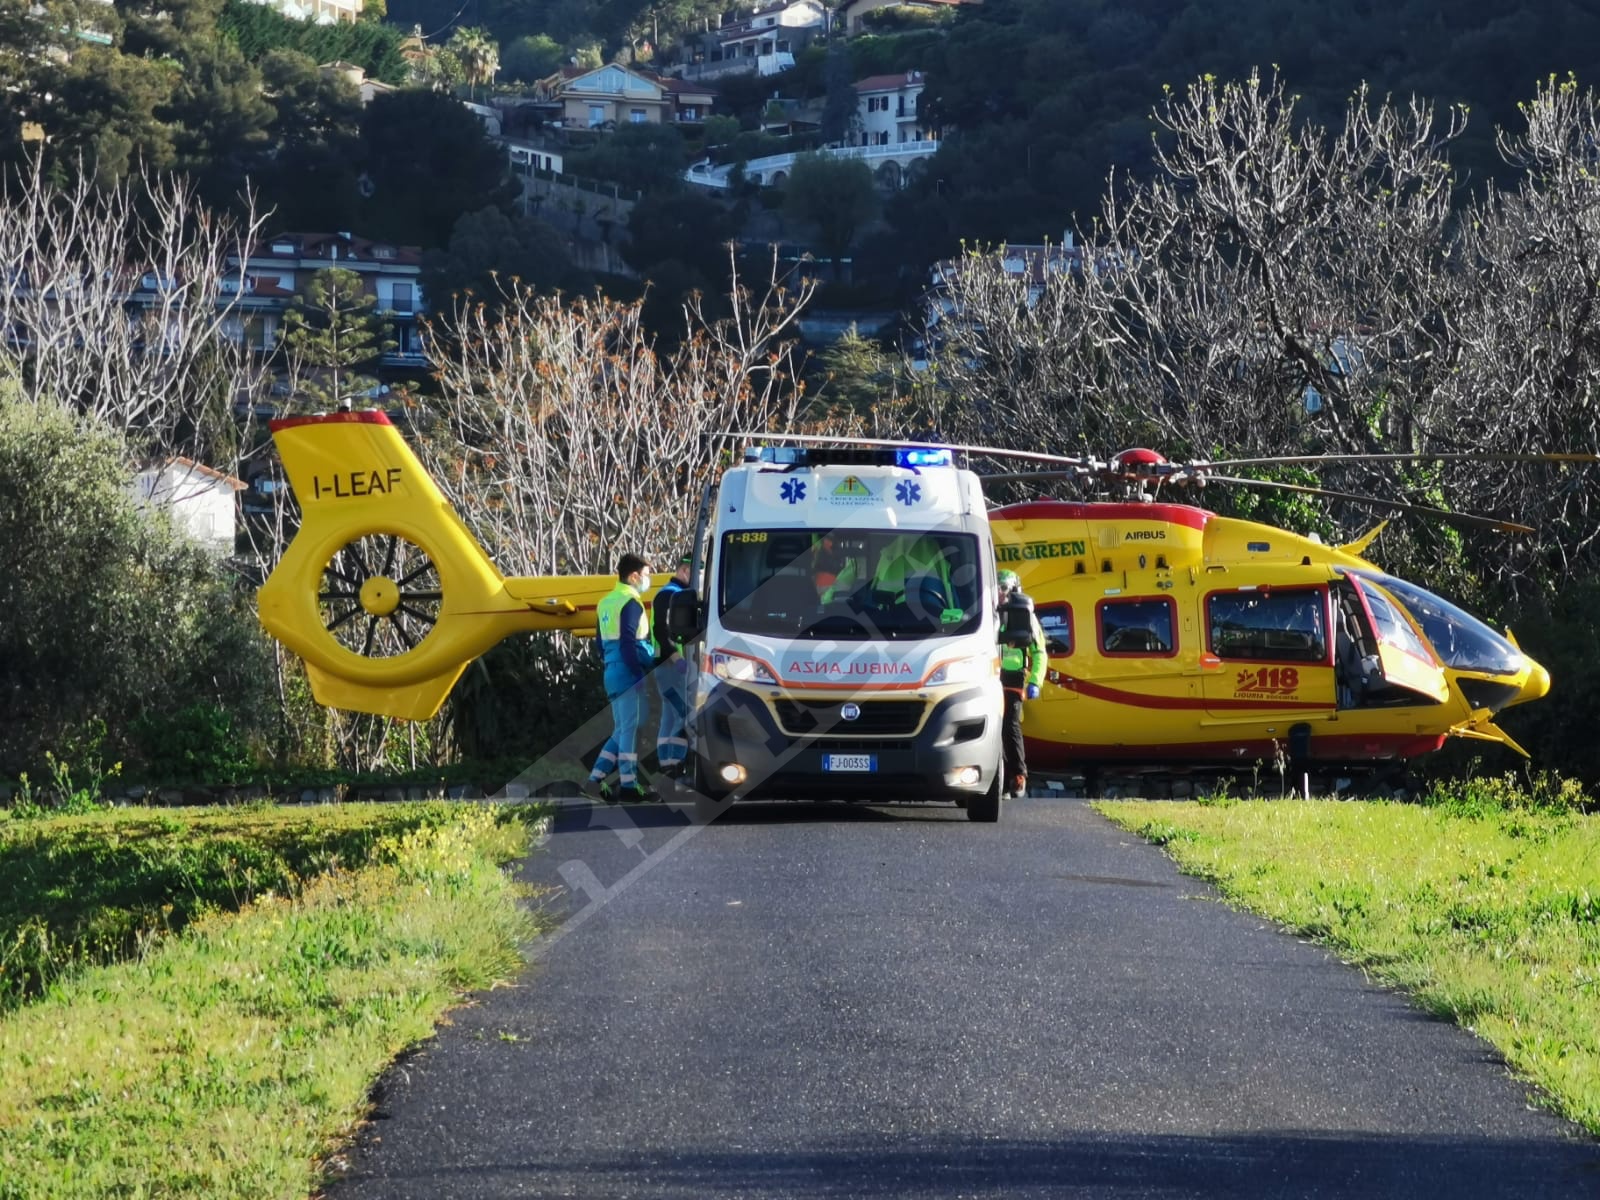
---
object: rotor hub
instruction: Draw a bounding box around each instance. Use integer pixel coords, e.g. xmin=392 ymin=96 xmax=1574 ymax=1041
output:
xmin=359 ymin=575 xmax=400 ymax=617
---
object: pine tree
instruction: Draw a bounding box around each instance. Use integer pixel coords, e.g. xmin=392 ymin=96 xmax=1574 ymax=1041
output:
xmin=279 ymin=267 xmax=393 ymax=410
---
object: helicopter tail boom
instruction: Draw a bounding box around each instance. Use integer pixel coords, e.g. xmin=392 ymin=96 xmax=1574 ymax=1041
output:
xmin=258 ymin=411 xmax=615 ymax=720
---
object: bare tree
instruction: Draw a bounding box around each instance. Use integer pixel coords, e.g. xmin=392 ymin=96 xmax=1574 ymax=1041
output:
xmin=422 ymin=253 xmax=818 ymax=575
xmin=0 ymin=154 xmax=267 ymax=458
xmin=915 ymin=71 xmax=1600 ymax=592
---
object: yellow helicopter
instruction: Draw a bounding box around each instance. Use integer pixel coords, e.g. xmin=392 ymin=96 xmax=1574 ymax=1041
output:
xmin=256 ymin=413 xmax=1580 ymax=782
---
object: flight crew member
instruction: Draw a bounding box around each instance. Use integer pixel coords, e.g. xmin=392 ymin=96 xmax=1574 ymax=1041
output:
xmin=583 ymin=553 xmax=659 ymax=803
xmin=997 ymin=569 xmax=1047 ymax=799
xmin=651 ymin=553 xmax=693 ymax=778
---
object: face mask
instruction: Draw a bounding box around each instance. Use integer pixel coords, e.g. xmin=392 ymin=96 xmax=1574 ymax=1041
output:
xmin=638 ymin=573 xmax=652 ymax=591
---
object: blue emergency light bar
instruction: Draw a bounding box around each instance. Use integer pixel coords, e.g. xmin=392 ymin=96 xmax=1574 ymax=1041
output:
xmin=749 ymin=444 xmax=954 ymax=468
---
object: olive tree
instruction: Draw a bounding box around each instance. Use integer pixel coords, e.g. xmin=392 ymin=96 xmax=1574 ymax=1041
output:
xmin=0 ymin=390 xmax=274 ymax=777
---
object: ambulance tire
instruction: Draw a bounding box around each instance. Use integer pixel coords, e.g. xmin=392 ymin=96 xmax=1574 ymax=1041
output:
xmin=967 ymin=773 xmax=1003 ymax=823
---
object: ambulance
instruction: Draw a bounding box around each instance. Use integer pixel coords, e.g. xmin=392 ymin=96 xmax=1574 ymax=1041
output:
xmin=666 ymin=443 xmax=1015 ymax=821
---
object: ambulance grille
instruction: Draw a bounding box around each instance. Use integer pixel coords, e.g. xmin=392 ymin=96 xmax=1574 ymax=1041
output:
xmin=773 ymin=698 xmax=926 ymax=737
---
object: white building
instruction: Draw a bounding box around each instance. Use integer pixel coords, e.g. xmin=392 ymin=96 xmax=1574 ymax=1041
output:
xmin=245 ymin=0 xmax=362 ymax=24
xmin=851 ymin=70 xmax=933 ymax=146
xmin=133 ymin=458 xmax=246 ymax=554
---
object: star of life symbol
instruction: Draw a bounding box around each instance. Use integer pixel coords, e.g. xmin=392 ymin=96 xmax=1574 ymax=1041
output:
xmin=780 ymin=478 xmax=806 ymax=505
xmin=894 ymin=480 xmax=922 ymax=506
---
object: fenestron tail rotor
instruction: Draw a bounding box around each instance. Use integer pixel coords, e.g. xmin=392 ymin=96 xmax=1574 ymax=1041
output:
xmin=318 ymin=532 xmax=444 ymax=659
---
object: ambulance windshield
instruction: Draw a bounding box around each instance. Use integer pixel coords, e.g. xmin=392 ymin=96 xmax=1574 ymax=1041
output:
xmin=719 ymin=528 xmax=985 ymax=640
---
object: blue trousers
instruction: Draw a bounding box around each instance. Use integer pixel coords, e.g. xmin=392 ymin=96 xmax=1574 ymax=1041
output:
xmin=591 ymin=677 xmax=645 ymax=786
xmin=655 ymin=659 xmax=689 ymax=767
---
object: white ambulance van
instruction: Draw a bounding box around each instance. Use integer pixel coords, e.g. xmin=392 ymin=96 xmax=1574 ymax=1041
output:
xmin=668 ymin=443 xmax=1013 ymax=821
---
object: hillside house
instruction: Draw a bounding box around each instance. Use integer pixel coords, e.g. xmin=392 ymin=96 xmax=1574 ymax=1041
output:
xmin=851 ymin=71 xmax=934 ymax=146
xmin=835 ymin=0 xmax=970 ymax=35
xmin=679 ymin=0 xmax=828 ymax=79
xmin=244 ymin=0 xmax=361 ymax=24
xmin=133 ymin=458 xmax=246 ymax=554
xmin=220 ymin=232 xmax=427 ymax=366
xmin=537 ymin=64 xmax=715 ymax=128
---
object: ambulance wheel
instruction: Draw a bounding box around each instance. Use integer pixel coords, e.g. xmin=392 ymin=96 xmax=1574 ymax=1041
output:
xmin=318 ymin=532 xmax=443 ymax=660
xmin=967 ymin=773 xmax=1003 ymax=823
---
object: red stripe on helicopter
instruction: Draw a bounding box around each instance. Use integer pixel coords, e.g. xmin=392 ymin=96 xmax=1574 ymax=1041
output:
xmin=990 ymin=501 xmax=1212 ymax=528
xmin=269 ymin=411 xmax=394 ymax=432
xmin=1025 ymin=733 xmax=1446 ymax=768
xmin=1054 ymin=675 xmax=1336 ymax=711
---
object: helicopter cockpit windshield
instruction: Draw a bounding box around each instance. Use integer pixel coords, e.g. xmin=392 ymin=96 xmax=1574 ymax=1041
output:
xmin=1345 ymin=570 xmax=1523 ymax=676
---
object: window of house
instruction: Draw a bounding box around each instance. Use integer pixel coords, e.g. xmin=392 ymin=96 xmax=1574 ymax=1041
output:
xmin=1207 ymin=588 xmax=1328 ymax=663
xmin=629 ymin=108 xmax=648 ymax=123
xmin=1036 ymin=602 xmax=1073 ymax=657
xmin=588 ymin=104 xmax=605 ymax=126
xmin=1098 ymin=597 xmax=1177 ymax=656
xmin=390 ymin=282 xmax=414 ymax=313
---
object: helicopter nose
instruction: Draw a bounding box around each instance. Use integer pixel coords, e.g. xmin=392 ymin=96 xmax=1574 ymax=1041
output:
xmin=1519 ymin=659 xmax=1552 ymax=705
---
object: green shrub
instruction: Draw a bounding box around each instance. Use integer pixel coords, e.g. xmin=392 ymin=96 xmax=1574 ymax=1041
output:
xmin=0 ymin=396 xmax=276 ymax=778
xmin=1418 ymin=770 xmax=1590 ymax=819
xmin=132 ymin=703 xmax=256 ymax=785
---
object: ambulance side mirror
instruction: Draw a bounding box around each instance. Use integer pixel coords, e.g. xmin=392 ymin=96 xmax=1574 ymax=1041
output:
xmin=667 ymin=588 xmax=704 ymax=643
xmin=1000 ymin=591 xmax=1035 ymax=648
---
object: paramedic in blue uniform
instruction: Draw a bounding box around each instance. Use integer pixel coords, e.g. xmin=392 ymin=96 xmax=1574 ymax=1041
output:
xmin=651 ymin=553 xmax=693 ymax=778
xmin=583 ymin=553 xmax=659 ymax=803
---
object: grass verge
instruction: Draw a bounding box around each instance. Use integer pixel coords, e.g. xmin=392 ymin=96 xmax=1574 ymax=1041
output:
xmin=0 ymin=802 xmax=521 ymax=1011
xmin=1097 ymin=787 xmax=1600 ymax=1135
xmin=0 ymin=803 xmax=545 ymax=1199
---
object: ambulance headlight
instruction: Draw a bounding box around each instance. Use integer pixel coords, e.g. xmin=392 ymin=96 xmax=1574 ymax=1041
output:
xmin=924 ymin=655 xmax=994 ymax=686
xmin=709 ymin=651 xmax=777 ymax=685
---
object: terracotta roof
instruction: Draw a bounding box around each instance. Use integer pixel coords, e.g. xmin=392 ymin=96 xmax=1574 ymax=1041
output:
xmin=660 ymin=75 xmax=718 ymax=96
xmin=853 ymin=70 xmax=924 ymax=92
xmin=254 ymin=233 xmax=422 ymax=267
xmin=148 ymin=456 xmax=247 ymax=490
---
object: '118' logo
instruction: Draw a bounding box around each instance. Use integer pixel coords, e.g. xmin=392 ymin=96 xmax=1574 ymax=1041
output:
xmin=1234 ymin=666 xmax=1299 ymax=695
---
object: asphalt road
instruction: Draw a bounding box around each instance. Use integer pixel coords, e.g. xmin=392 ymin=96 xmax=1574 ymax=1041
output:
xmin=327 ymin=796 xmax=1600 ymax=1199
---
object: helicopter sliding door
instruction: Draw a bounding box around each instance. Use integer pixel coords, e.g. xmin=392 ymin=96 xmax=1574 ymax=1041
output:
xmin=1201 ymin=586 xmax=1337 ymax=721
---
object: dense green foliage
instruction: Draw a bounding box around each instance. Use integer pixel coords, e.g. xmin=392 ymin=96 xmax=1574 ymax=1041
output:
xmin=358 ymin=88 xmax=518 ymax=245
xmin=218 ymin=0 xmax=408 ymax=84
xmin=0 ymin=396 xmax=275 ymax=781
xmin=893 ymin=0 xmax=1600 ymax=253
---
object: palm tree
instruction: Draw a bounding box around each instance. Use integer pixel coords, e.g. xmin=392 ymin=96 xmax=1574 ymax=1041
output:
xmin=448 ymin=27 xmax=499 ymax=102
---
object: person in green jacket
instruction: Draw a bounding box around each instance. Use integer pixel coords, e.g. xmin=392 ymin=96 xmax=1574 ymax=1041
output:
xmin=998 ymin=569 xmax=1047 ymax=799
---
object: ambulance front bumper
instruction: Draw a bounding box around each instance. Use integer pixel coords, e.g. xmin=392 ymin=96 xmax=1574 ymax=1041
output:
xmin=690 ymin=682 xmax=1001 ymax=800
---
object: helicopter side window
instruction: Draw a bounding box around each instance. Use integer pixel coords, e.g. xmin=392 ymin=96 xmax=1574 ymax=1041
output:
xmin=1099 ymin=597 xmax=1176 ymax=657
xmin=1207 ymin=588 xmax=1328 ymax=664
xmin=1035 ymin=602 xmax=1073 ymax=657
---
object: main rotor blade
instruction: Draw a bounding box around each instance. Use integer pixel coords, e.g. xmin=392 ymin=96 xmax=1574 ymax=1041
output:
xmin=979 ymin=469 xmax=1090 ymax=486
xmin=1201 ymin=451 xmax=1600 ymax=470
xmin=713 ymin=430 xmax=1090 ymax=469
xmin=1203 ymin=474 xmax=1535 ymax=534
